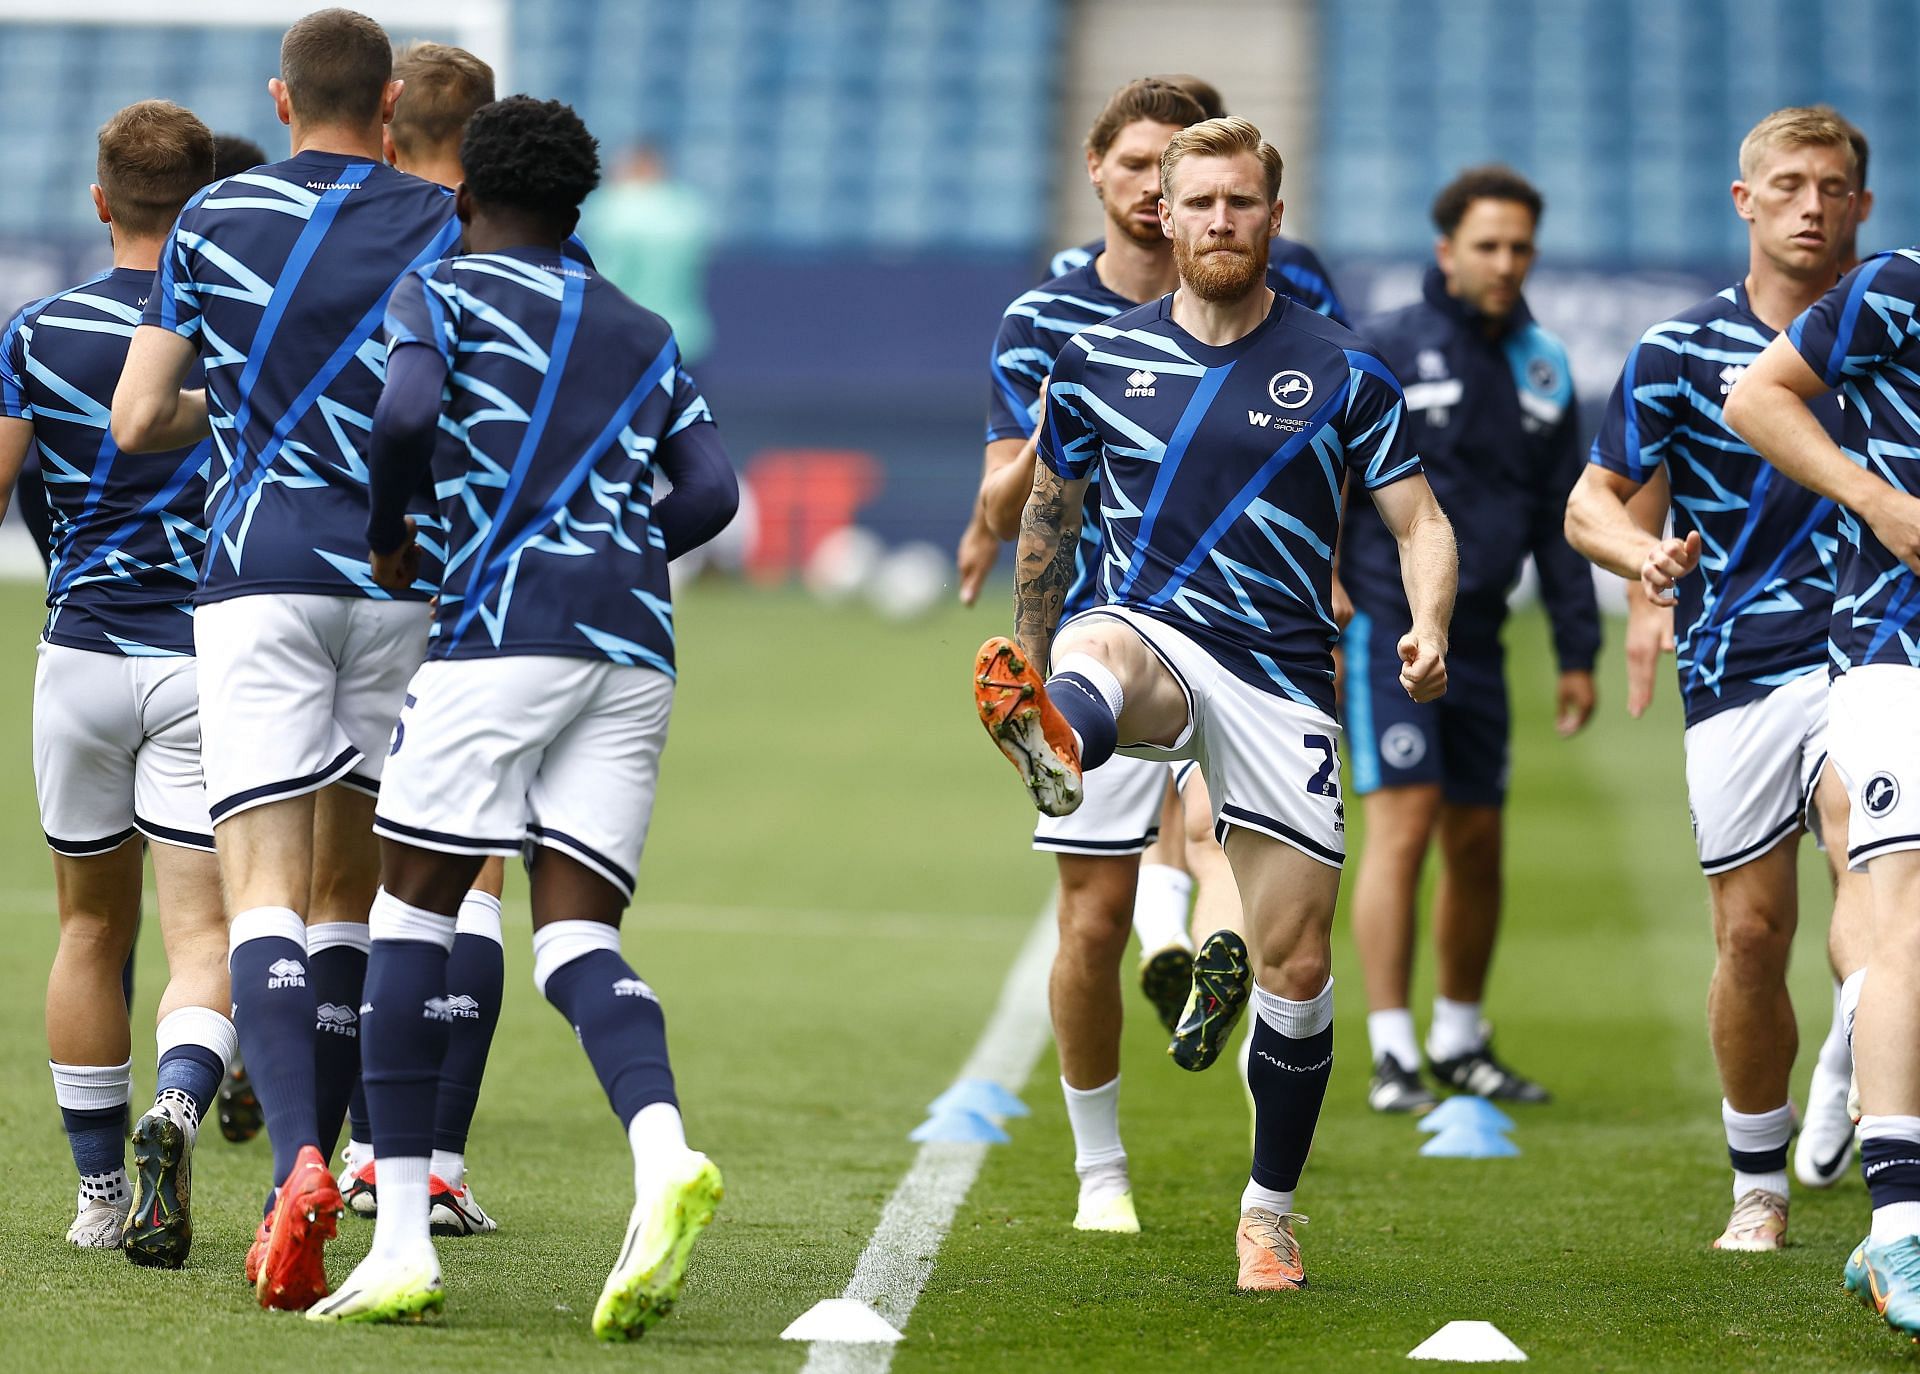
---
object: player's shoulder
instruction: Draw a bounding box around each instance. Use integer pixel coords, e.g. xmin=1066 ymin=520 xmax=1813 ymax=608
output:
xmin=10 ymin=268 xmax=123 ymax=335
xmin=1003 ymin=263 xmax=1121 ymax=322
xmin=1046 ymin=239 xmax=1099 ymax=280
xmin=581 ymin=269 xmax=677 ymax=355
xmin=1276 ymin=297 xmax=1377 ymax=370
xmin=1631 ymin=287 xmax=1762 ymax=371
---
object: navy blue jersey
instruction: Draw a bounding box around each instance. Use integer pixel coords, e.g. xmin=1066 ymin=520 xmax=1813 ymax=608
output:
xmin=1041 ymin=294 xmax=1421 ymax=714
xmin=1595 ymin=283 xmax=1841 ymax=725
xmin=1790 ymin=250 xmax=1920 ymax=673
xmin=384 ymin=247 xmax=714 ymax=672
xmin=2 ymin=268 xmax=208 ymax=655
xmin=1049 ymin=236 xmax=1349 ymax=325
xmin=989 ymin=263 xmax=1134 ymax=617
xmin=143 ymin=151 xmax=461 ymax=603
xmin=1345 ymin=268 xmax=1598 ymax=668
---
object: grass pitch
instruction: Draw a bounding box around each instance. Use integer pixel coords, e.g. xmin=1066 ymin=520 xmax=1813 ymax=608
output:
xmin=0 ymin=578 xmax=1903 ymax=1370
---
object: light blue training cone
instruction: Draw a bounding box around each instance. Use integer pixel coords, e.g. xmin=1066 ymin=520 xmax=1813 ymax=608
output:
xmin=1417 ymin=1095 xmax=1515 ymax=1135
xmin=929 ymin=1078 xmax=1030 ymax=1120
xmin=909 ymin=1108 xmax=1010 ymax=1144
xmin=1419 ymin=1124 xmax=1521 ymax=1158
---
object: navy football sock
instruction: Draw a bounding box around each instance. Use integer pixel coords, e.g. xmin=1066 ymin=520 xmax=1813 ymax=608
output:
xmin=308 ymin=922 xmax=369 ymax=1161
xmin=434 ymin=892 xmax=505 ymax=1154
xmin=363 ymin=890 xmax=457 ymax=1161
xmin=347 ymin=1082 xmax=370 ymax=1147
xmin=536 ymin=923 xmax=676 ymax=1127
xmin=51 ymin=1060 xmax=132 ymax=1200
xmin=229 ymin=907 xmax=320 ymax=1186
xmin=1046 ymin=652 xmax=1123 ymax=769
xmin=154 ymin=1005 xmax=236 ymax=1126
xmin=1246 ymin=982 xmax=1335 ymax=1197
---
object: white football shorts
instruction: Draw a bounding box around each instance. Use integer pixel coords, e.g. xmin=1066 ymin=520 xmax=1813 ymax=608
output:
xmin=374 ymin=655 xmax=674 ymax=899
xmin=1683 ymin=667 xmax=1828 ymax=875
xmin=194 ymin=594 xmax=431 ymax=824
xmin=1828 ymin=664 xmax=1920 ymax=870
xmin=1063 ymin=607 xmax=1346 ymax=868
xmin=33 ymin=642 xmax=213 ymax=854
xmin=1033 ymin=756 xmax=1197 ymax=856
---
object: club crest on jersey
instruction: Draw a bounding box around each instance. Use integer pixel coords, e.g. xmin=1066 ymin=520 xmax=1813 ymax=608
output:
xmin=1268 ymin=370 xmax=1314 ymax=410
xmin=1125 ymin=368 xmax=1157 ymax=398
xmin=1417 ymin=348 xmax=1448 ymax=380
xmin=315 ymin=1003 xmax=358 ymax=1036
xmin=1527 ymin=357 xmax=1559 ymax=393
xmin=1865 ymin=773 xmax=1901 ymax=818
xmin=267 ymin=958 xmax=306 ymax=989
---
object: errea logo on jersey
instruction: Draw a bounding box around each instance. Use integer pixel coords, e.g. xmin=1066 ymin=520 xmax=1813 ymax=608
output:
xmin=1125 ymin=369 xmax=1157 ymax=398
xmin=1719 ymin=364 xmax=1747 ymax=395
xmin=267 ymin=958 xmax=306 ymax=989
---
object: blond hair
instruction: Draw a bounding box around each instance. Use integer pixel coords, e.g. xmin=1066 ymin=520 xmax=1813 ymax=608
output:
xmin=1738 ymin=106 xmax=1857 ymax=182
xmin=1159 ymin=116 xmax=1283 ymax=202
xmin=390 ymin=41 xmax=495 ymax=158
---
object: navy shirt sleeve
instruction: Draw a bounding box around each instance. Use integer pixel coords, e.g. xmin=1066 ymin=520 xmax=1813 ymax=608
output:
xmin=142 ymin=204 xmax=205 ymax=343
xmin=0 ymin=305 xmax=31 ymax=420
xmin=1038 ymin=342 xmax=1100 ymax=482
xmin=1341 ymin=349 xmax=1421 ymax=489
xmin=1790 ymin=253 xmax=1920 ymax=388
xmin=988 ymin=305 xmax=1048 ymax=444
xmin=1590 ymin=330 xmax=1685 ymax=484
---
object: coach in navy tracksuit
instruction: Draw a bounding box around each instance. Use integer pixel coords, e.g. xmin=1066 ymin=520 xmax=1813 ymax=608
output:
xmin=1338 ymin=166 xmax=1600 ymax=1113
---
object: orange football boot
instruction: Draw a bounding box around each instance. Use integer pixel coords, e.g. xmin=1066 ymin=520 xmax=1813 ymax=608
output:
xmin=1236 ymin=1209 xmax=1307 ymax=1291
xmin=255 ymin=1145 xmax=344 ymax=1310
xmin=973 ymin=637 xmax=1083 ymax=816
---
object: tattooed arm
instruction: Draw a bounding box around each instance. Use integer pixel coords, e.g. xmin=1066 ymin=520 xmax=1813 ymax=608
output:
xmin=1013 ymin=456 xmax=1087 ymax=673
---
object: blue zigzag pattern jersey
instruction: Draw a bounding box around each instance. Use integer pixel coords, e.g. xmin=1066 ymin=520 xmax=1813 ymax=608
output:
xmin=988 ymin=262 xmax=1133 ymax=617
xmin=142 ymin=150 xmax=461 ymax=603
xmin=383 ymin=247 xmax=713 ymax=672
xmin=1791 ymin=249 xmax=1920 ymax=672
xmin=1041 ymin=294 xmax=1421 ymax=715
xmin=1049 ymin=236 xmax=1349 ymax=325
xmin=1592 ymin=282 xmax=1841 ymax=726
xmin=2 ymin=267 xmax=209 ymax=655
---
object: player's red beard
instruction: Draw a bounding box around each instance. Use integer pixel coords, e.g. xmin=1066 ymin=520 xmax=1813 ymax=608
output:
xmin=1103 ymin=188 xmax=1166 ymax=248
xmin=1174 ymin=231 xmax=1269 ymax=301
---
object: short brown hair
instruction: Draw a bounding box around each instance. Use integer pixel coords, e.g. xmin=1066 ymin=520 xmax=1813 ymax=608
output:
xmin=1159 ymin=116 xmax=1284 ymax=202
xmin=1085 ymin=78 xmax=1205 ymax=160
xmin=280 ymin=8 xmax=392 ymax=127
xmin=97 ymin=100 xmax=214 ymax=238
xmin=1431 ymin=165 xmax=1543 ymax=236
xmin=1151 ymin=74 xmax=1225 ymax=120
xmin=390 ymin=41 xmax=495 ymax=159
xmin=1737 ymin=106 xmax=1856 ymax=184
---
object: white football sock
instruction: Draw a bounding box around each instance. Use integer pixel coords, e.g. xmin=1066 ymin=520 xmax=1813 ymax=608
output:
xmin=628 ymin=1101 xmax=690 ymax=1197
xmin=1061 ymin=1075 xmax=1125 ymax=1173
xmin=1817 ymin=978 xmax=1853 ymax=1077
xmin=430 ymin=1149 xmax=465 ymax=1191
xmin=1051 ymin=652 xmax=1124 ymax=718
xmin=368 ymin=1154 xmax=431 ymax=1260
xmin=1723 ymin=1100 xmax=1792 ymax=1200
xmin=1132 ymin=864 xmax=1194 ymax=955
xmin=1240 ymin=1179 xmax=1293 ymax=1215
xmin=1427 ymin=996 xmax=1484 ymax=1061
xmin=1367 ymin=1008 xmax=1420 ymax=1070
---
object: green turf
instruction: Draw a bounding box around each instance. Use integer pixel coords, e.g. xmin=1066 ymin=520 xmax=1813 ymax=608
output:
xmin=0 ymin=580 xmax=1900 ymax=1369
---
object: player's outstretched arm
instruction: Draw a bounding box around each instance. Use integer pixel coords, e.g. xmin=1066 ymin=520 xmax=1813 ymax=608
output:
xmin=1371 ymin=473 xmax=1455 ymax=703
xmin=1011 ymin=457 xmax=1086 ymax=673
xmin=959 ymin=436 xmax=1031 ymax=600
xmin=110 ymin=326 xmax=207 ymax=453
xmin=365 ymin=342 xmax=447 ymax=589
xmin=979 ymin=423 xmax=1042 ymax=542
xmin=1727 ymin=337 xmax=1920 ymax=573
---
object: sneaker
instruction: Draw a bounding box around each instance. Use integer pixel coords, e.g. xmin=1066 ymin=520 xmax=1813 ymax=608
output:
xmin=216 ymin=1057 xmax=263 ymax=1144
xmin=429 ymin=1175 xmax=498 ymax=1236
xmin=1235 ymin=1208 xmax=1307 ymax=1291
xmin=592 ymin=1151 xmax=724 ymax=1341
xmin=306 ymin=1241 xmax=445 ymax=1324
xmin=1713 ymin=1188 xmax=1788 ymax=1251
xmin=973 ymin=637 xmax=1083 ymax=817
xmin=1073 ymin=1163 xmax=1139 ymax=1234
xmin=1428 ymin=1026 xmax=1551 ymax=1103
xmin=1849 ymin=1235 xmax=1920 ymax=1338
xmin=123 ymin=1101 xmax=194 ymax=1268
xmin=1368 ymin=1054 xmax=1439 ymax=1115
xmin=1168 ymin=930 xmax=1251 ymax=1072
xmin=255 ymin=1145 xmax=344 ymax=1311
xmin=1796 ymin=1057 xmax=1857 ymax=1189
xmin=67 ymin=1193 xmax=129 ymax=1249
xmin=341 ymin=1160 xmax=378 ymax=1218
xmin=1138 ymin=942 xmax=1195 ymax=1035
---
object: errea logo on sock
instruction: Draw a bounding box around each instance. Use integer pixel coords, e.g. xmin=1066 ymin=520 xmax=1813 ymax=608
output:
xmin=267 ymin=958 xmax=306 ymax=989
xmin=443 ymin=994 xmax=481 ymax=1018
xmin=315 ymin=1003 xmax=358 ymax=1036
xmin=612 ymin=977 xmax=658 ymax=1001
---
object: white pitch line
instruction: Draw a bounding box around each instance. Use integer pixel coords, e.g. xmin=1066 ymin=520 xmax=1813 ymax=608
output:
xmin=799 ymin=902 xmax=1057 ymax=1374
